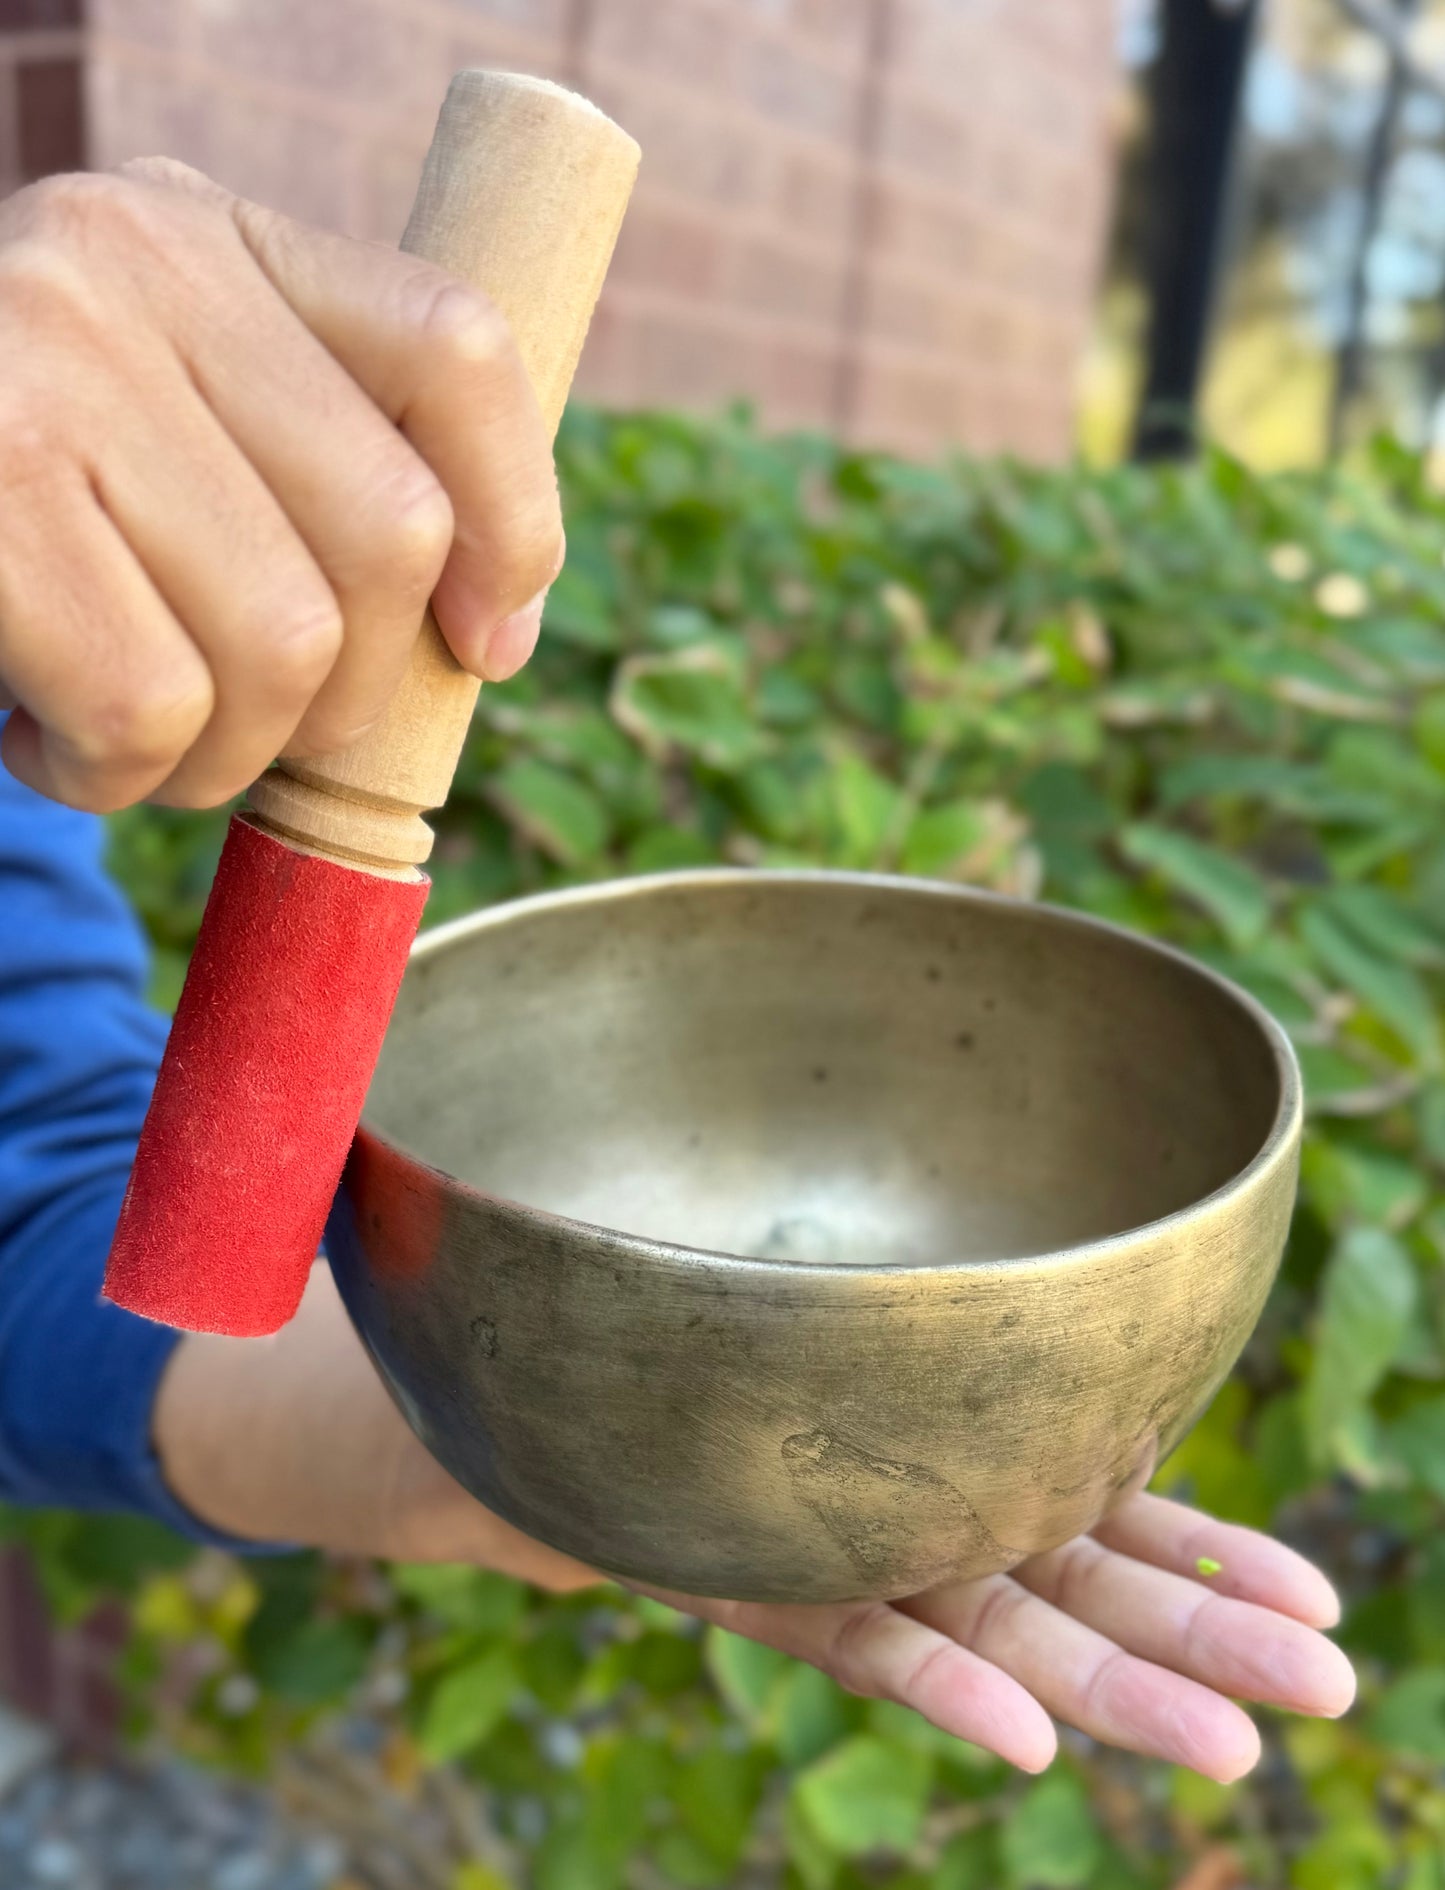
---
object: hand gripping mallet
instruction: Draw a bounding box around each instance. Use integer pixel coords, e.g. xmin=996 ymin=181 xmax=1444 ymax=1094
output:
xmin=104 ymin=71 xmax=639 ymax=1336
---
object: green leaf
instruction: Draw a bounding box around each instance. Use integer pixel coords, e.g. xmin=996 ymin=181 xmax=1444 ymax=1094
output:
xmin=829 ymin=751 xmax=903 ymax=868
xmin=1388 ymin=1399 xmax=1445 ymax=1502
xmin=489 ymin=759 xmax=611 ymax=866
xmin=629 ymin=1629 xmax=703 ymax=1696
xmin=650 ymin=1831 xmax=733 ymax=1888
xmin=247 ymin=1617 xmax=369 ymax=1706
xmin=1320 ymin=884 xmax=1445 ymax=969
xmin=999 ymin=1773 xmax=1103 ymax=1889
xmin=1418 ymin=1082 xmax=1445 ymax=1165
xmin=581 ymin=1734 xmax=671 ymax=1875
xmin=1368 ymin=1666 xmax=1445 ymax=1761
xmin=611 ymin=648 xmax=756 ymax=767
xmin=933 ymin=1829 xmax=1003 ymax=1890
xmin=674 ymin=1749 xmax=764 ymax=1870
xmin=453 ymin=1866 xmax=515 ymax=1890
xmin=783 ymin=1795 xmax=839 ymax=1890
xmin=390 ymin=1566 xmax=528 ymax=1636
xmin=901 ymin=800 xmax=992 ymax=880
xmin=1120 ymin=824 xmax=1270 ymax=946
xmin=1301 ymin=1142 xmax=1428 ymax=1230
xmin=534 ymin=1815 xmax=619 ymax=1890
xmin=1296 ymin=1043 xmax=1389 ymax=1112
xmin=417 ymin=1646 xmax=518 ymax=1763
xmin=60 ymin=1514 xmax=192 ymax=1590
xmin=645 ymin=603 xmax=723 ymax=650
xmin=704 ymin=1627 xmax=790 ymax=1723
xmin=1298 ymin=903 xmax=1440 ymax=1062
xmin=625 ymin=825 xmax=716 ymax=873
xmin=772 ymin=1662 xmax=853 ymax=1767
xmin=1415 ymin=692 xmax=1445 ymax=774
xmin=542 ymin=567 xmax=619 ymax=649
xmin=1305 ymin=1227 xmax=1418 ymax=1464
xmin=519 ymin=1621 xmax=586 ymax=1711
xmin=1158 ymin=752 xmax=1320 ymax=808
xmin=792 ymin=1735 xmax=932 ymax=1858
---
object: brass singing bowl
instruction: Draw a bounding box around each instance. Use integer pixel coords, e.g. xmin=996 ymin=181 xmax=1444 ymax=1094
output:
xmin=326 ymin=870 xmax=1302 ymax=1604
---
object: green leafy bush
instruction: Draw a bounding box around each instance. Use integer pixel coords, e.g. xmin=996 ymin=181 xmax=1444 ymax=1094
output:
xmin=14 ymin=409 xmax=1445 ymax=1885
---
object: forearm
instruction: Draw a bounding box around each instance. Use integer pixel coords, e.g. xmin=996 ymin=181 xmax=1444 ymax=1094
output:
xmin=155 ymin=1267 xmax=596 ymax=1587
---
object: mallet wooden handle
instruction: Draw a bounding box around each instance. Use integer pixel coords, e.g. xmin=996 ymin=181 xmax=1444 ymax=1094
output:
xmin=246 ymin=72 xmax=639 ymax=874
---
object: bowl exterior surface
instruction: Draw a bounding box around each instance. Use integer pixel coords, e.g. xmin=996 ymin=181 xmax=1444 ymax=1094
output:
xmin=329 ymin=872 xmax=1302 ymax=1604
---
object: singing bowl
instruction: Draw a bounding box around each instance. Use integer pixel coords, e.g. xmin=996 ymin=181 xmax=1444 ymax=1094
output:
xmin=326 ymin=870 xmax=1302 ymax=1604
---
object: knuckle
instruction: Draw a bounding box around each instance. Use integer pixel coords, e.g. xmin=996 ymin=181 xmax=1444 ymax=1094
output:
xmin=825 ymin=1604 xmax=895 ymax=1699
xmin=356 ymin=458 xmax=454 ymax=599
xmin=414 ymin=277 xmax=515 ymax=379
xmin=69 ymin=667 xmax=213 ymax=776
xmin=19 ymin=170 xmax=158 ymax=253
xmin=17 ymin=170 xmax=118 ymax=237
xmin=0 ymin=171 xmax=192 ymax=332
xmin=389 ymin=472 xmax=456 ymax=588
xmin=0 ymin=230 xmax=100 ymax=341
xmin=284 ymin=712 xmax=380 ymax=762
xmin=114 ymin=154 xmax=203 ymax=192
xmin=1080 ymin=1647 xmax=1130 ymax=1720
xmin=900 ymin=1638 xmax=957 ymax=1704
xmin=51 ymin=770 xmax=134 ymax=816
xmin=0 ymin=391 xmax=62 ymax=489
xmin=261 ymin=592 xmax=345 ymax=694
xmin=1050 ymin=1539 xmax=1101 ymax=1616
xmin=226 ymin=194 xmax=295 ymax=274
xmin=148 ymin=773 xmax=235 ymax=812
xmin=965 ymin=1581 xmax=1021 ymax=1647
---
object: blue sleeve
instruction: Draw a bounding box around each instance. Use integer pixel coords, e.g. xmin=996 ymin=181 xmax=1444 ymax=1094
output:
xmin=0 ymin=729 xmax=270 ymax=1546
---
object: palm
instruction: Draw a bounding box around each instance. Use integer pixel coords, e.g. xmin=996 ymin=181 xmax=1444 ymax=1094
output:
xmin=160 ymin=1271 xmax=1356 ymax=1782
xmin=664 ymin=1494 xmax=1355 ymax=1780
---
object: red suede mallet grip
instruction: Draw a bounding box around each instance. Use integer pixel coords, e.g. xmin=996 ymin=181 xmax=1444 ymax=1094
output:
xmin=105 ymin=819 xmax=427 ymax=1333
xmin=103 ymin=74 xmax=639 ymax=1335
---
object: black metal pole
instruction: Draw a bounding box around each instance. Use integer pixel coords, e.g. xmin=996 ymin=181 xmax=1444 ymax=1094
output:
xmin=1131 ymin=0 xmax=1262 ymax=461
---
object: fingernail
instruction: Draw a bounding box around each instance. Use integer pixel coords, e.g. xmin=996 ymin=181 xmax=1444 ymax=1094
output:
xmin=481 ymin=588 xmax=548 ymax=683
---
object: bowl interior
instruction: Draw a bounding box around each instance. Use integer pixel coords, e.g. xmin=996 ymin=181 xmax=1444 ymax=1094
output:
xmin=364 ymin=873 xmax=1286 ymax=1267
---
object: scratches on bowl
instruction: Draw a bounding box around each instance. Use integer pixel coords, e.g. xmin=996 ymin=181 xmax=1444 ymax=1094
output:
xmin=782 ymin=1427 xmax=1012 ymax=1587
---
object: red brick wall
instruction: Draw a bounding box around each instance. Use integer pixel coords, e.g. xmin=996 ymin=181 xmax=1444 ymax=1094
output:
xmin=0 ymin=0 xmax=84 ymax=203
xmin=2 ymin=0 xmax=1120 ymax=460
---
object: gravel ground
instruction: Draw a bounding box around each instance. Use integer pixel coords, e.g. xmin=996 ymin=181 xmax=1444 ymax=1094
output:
xmin=0 ymin=1755 xmax=345 ymax=1890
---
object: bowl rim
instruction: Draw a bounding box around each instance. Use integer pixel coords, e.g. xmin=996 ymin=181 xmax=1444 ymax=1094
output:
xmin=362 ymin=867 xmax=1304 ymax=1282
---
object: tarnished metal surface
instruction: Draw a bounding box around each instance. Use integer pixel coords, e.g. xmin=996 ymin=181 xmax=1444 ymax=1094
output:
xmin=328 ymin=870 xmax=1302 ymax=1603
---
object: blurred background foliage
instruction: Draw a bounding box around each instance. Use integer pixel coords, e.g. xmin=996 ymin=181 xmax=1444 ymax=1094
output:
xmin=1089 ymin=0 xmax=1445 ymax=470
xmin=9 ymin=404 xmax=1445 ymax=1885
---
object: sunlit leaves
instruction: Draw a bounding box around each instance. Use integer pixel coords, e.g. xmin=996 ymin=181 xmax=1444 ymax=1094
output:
xmin=792 ymin=1735 xmax=932 ymax=1858
xmin=1120 ymin=824 xmax=1271 ymax=946
xmin=999 ymin=1773 xmax=1103 ymax=1888
xmin=418 ymin=1647 xmax=519 ymax=1764
xmin=1305 ymin=1228 xmax=1419 ymax=1468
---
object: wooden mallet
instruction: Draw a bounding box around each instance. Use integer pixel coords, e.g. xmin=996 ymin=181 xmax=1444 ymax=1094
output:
xmin=103 ymin=71 xmax=639 ymax=1336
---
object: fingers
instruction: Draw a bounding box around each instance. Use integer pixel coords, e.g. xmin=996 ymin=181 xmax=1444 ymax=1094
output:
xmin=145 ymin=217 xmax=457 ymax=758
xmin=653 ymin=1593 xmax=1057 ymax=1776
xmin=903 ymin=1576 xmax=1262 ymax=1782
xmin=0 ymin=472 xmax=212 ymax=812
xmin=1092 ymin=1493 xmax=1343 ymax=1630
xmin=1014 ymin=1533 xmax=1356 ymax=1720
xmin=0 ymin=162 xmax=559 ymax=819
xmin=221 ymin=197 xmax=563 ymax=678
xmin=91 ymin=362 xmax=346 ymax=806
